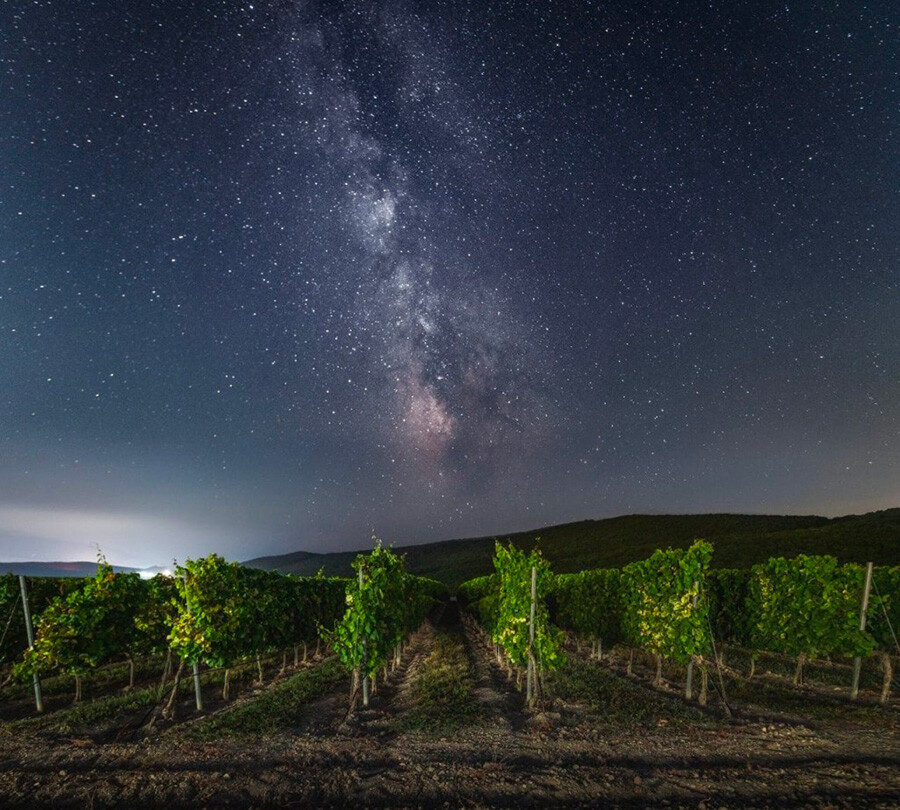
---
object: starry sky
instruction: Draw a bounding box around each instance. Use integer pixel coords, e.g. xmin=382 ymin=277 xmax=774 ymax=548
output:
xmin=1 ymin=1 xmax=897 ymax=567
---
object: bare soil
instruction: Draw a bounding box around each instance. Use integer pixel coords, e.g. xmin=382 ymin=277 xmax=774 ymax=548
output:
xmin=0 ymin=603 xmax=897 ymax=808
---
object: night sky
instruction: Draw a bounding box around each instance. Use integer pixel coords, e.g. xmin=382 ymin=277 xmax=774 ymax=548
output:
xmin=1 ymin=1 xmax=897 ymax=567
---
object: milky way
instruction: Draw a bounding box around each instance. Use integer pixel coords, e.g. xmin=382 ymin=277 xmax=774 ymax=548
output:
xmin=0 ymin=1 xmax=897 ymax=565
xmin=274 ymin=11 xmax=550 ymax=473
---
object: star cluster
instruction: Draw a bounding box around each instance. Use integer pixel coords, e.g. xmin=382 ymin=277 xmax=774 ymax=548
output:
xmin=0 ymin=1 xmax=896 ymax=565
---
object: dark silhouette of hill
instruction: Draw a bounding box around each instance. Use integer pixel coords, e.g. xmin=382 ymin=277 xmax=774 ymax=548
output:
xmin=244 ymin=508 xmax=900 ymax=585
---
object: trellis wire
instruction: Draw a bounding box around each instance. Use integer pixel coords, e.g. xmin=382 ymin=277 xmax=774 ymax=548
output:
xmin=870 ymin=575 xmax=900 ymax=692
xmin=870 ymin=575 xmax=900 ymax=657
xmin=0 ymin=592 xmax=21 ymax=652
xmin=703 ymin=593 xmax=733 ymax=718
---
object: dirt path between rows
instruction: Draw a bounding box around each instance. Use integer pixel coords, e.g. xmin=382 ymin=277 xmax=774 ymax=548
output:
xmin=462 ymin=608 xmax=526 ymax=733
xmin=0 ymin=604 xmax=898 ymax=808
xmin=292 ymin=609 xmax=435 ymax=739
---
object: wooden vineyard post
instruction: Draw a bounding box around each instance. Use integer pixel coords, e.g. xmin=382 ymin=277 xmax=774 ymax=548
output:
xmin=18 ymin=576 xmax=43 ymax=713
xmin=159 ymin=648 xmax=172 ymax=692
xmin=181 ymin=577 xmax=203 ymax=711
xmin=685 ymin=580 xmax=699 ymax=700
xmin=361 ymin=652 xmax=369 ymax=707
xmin=526 ymin=565 xmax=537 ymax=706
xmin=850 ymin=562 xmax=874 ymax=701
xmin=360 ymin=565 xmax=370 ymax=708
xmin=192 ymin=662 xmax=203 ymax=711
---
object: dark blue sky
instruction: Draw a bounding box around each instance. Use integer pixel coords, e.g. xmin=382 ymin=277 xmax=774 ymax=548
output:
xmin=1 ymin=1 xmax=897 ymax=566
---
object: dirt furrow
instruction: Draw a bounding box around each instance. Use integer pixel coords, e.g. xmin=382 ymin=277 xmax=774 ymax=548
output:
xmin=291 ymin=615 xmax=436 ymax=738
xmin=459 ymin=604 xmax=525 ymax=731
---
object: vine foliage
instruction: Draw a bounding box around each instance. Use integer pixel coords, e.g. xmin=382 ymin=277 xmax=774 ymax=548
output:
xmin=467 ymin=542 xmax=564 ymax=703
xmin=748 ymin=556 xmax=877 ymax=663
xmin=324 ymin=539 xmax=435 ymax=706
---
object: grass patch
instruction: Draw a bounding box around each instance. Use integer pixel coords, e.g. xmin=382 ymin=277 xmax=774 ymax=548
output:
xmin=721 ymin=671 xmax=899 ymax=728
xmin=546 ymin=657 xmax=710 ymax=726
xmin=43 ymin=687 xmax=158 ymax=732
xmin=186 ymin=656 xmax=346 ymax=739
xmin=722 ymin=644 xmax=890 ymax=692
xmin=3 ymin=683 xmax=167 ymax=735
xmin=403 ymin=630 xmax=481 ymax=733
xmin=0 ymin=651 xmax=302 ymax=735
xmin=0 ymin=654 xmax=166 ymax=704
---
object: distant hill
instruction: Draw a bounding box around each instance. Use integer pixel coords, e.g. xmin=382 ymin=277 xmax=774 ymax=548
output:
xmin=0 ymin=561 xmax=142 ymax=578
xmin=243 ymin=509 xmax=900 ymax=585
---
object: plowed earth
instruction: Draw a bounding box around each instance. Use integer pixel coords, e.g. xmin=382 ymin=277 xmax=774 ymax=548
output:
xmin=0 ymin=601 xmax=897 ymax=808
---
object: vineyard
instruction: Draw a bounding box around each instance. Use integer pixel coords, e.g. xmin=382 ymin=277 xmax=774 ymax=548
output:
xmin=461 ymin=542 xmax=900 ymax=706
xmin=0 ymin=540 xmax=898 ymax=808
